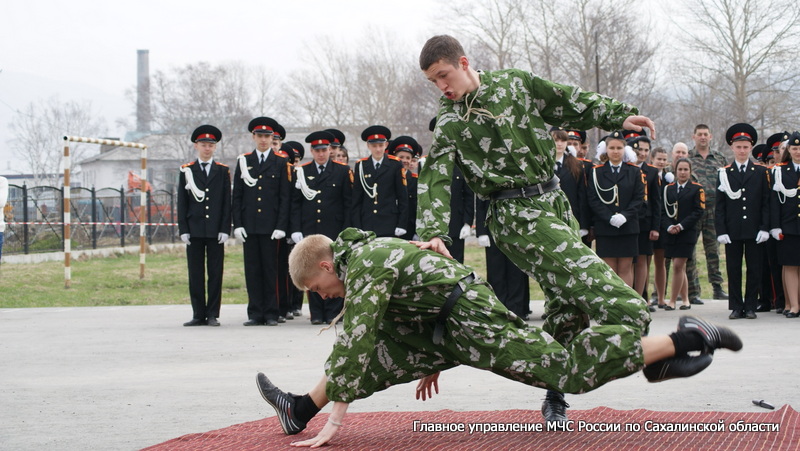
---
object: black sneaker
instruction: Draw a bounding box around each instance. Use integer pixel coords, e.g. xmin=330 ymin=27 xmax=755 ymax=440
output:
xmin=643 ymin=354 xmax=714 ymax=382
xmin=256 ymin=373 xmax=307 ymax=435
xmin=678 ymin=316 xmax=743 ymax=354
xmin=541 ymin=390 xmax=569 ymax=423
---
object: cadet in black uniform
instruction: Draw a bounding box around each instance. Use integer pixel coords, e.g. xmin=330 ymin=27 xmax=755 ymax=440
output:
xmin=271 ymin=121 xmax=293 ymax=323
xmin=351 ymin=125 xmax=409 ymax=238
xmin=770 ymin=131 xmax=800 ymax=317
xmin=291 ymin=130 xmax=353 ymax=324
xmin=765 ymin=133 xmax=789 ymax=314
xmin=283 ymin=140 xmax=307 ymax=319
xmin=387 ymin=136 xmax=420 ymax=241
xmin=715 ymin=123 xmax=770 ymax=320
xmin=178 ymin=125 xmax=231 ymax=327
xmin=233 ymin=117 xmax=292 ymax=326
xmin=588 ymin=131 xmax=646 ymax=287
xmin=631 ymin=136 xmax=662 ymax=307
xmin=661 ymin=158 xmax=705 ymax=310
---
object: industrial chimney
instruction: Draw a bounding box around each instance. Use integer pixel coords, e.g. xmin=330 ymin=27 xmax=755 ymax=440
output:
xmin=136 ymin=49 xmax=152 ymax=133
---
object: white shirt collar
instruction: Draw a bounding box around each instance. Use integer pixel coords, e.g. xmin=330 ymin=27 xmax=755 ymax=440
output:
xmin=372 ymin=157 xmax=384 ymax=166
xmin=257 ymin=149 xmax=271 ymax=159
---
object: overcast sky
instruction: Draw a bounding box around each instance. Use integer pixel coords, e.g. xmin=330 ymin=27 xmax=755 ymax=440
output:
xmin=1 ymin=0 xmax=440 ymax=167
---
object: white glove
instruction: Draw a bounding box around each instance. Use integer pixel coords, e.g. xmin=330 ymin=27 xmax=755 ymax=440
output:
xmin=394 ymin=227 xmax=407 ymax=237
xmin=459 ymin=224 xmax=471 ymax=239
xmin=664 ymin=172 xmax=675 ymax=184
xmin=717 ymin=234 xmax=731 ymax=245
xmin=477 ymin=235 xmax=491 ymax=247
xmin=234 ymin=227 xmax=247 ymax=243
xmin=756 ymin=230 xmax=770 ymax=244
xmin=579 ymin=229 xmax=589 ymax=237
xmin=180 ymin=233 xmax=191 ymax=245
xmin=217 ymin=233 xmax=229 ymax=244
xmin=291 ymin=232 xmax=304 ymax=243
xmin=609 ymin=213 xmax=627 ymax=228
xmin=770 ymin=228 xmax=783 ymax=241
xmin=271 ymin=229 xmax=286 ymax=240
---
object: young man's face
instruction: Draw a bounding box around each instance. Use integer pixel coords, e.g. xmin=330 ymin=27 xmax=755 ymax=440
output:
xmin=394 ymin=151 xmax=413 ymax=169
xmin=312 ymin=146 xmax=331 ymax=166
xmin=410 ymin=157 xmax=419 ymax=172
xmin=424 ymin=57 xmax=473 ymax=101
xmin=252 ymin=133 xmax=272 ymax=152
xmin=730 ymin=141 xmax=752 ymax=162
xmin=194 ymin=141 xmax=216 ymax=161
xmin=271 ymin=137 xmax=282 ymax=152
xmin=304 ymin=261 xmax=345 ymax=299
xmin=580 ymin=143 xmax=589 ymax=158
xmin=368 ymin=141 xmax=389 ymax=160
xmin=692 ymin=128 xmax=712 ymax=150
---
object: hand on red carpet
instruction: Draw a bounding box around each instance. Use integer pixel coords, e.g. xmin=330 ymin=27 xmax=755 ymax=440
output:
xmin=415 ymin=372 xmax=440 ymax=401
xmin=290 ymin=421 xmax=338 ymax=448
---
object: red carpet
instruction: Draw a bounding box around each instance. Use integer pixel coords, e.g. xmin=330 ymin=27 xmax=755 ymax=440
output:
xmin=144 ymin=406 xmax=799 ymax=450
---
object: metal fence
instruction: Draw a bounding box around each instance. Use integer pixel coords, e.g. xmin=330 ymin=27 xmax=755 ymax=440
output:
xmin=2 ymin=184 xmax=177 ymax=255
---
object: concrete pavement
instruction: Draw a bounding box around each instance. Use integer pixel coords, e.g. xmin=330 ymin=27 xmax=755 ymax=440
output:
xmin=1 ymin=299 xmax=796 ymax=450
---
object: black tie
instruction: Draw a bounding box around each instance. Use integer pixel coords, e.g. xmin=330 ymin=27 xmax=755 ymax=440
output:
xmin=319 ymin=164 xmax=325 ymax=174
xmin=201 ymin=162 xmax=209 ymax=176
xmin=375 ymin=162 xmax=381 ymax=170
xmin=740 ymin=164 xmax=746 ymax=173
xmin=678 ymin=185 xmax=683 ymax=194
xmin=260 ymin=154 xmax=266 ymax=167
xmin=556 ymin=161 xmax=563 ymax=172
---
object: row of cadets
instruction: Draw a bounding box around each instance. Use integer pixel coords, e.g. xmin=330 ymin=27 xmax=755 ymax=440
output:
xmin=629 ymin=134 xmax=662 ymax=310
xmin=290 ymin=130 xmax=353 ymax=325
xmin=587 ymin=131 xmax=647 ymax=288
xmin=270 ymin=121 xmax=296 ymax=323
xmin=233 ymin=117 xmax=292 ymax=326
xmin=768 ymin=131 xmax=800 ymax=317
xmin=759 ymin=132 xmax=789 ymax=314
xmin=351 ymin=125 xmax=409 ymax=238
xmin=715 ymin=123 xmax=770 ymax=319
xmin=179 ymin=125 xmax=231 ymax=327
xmin=282 ymin=140 xmax=307 ymax=319
xmin=387 ymin=135 xmax=421 ymax=241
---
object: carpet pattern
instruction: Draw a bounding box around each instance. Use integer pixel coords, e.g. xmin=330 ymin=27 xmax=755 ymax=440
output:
xmin=144 ymin=405 xmax=799 ymax=450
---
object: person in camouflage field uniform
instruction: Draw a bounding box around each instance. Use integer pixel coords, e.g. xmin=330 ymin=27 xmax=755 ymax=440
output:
xmin=414 ymin=35 xmax=653 ymax=422
xmin=688 ymin=124 xmax=729 ymax=302
xmin=254 ymin=228 xmax=741 ymax=447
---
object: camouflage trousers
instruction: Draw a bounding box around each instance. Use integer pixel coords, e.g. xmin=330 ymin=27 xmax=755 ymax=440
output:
xmin=347 ymin=278 xmax=644 ymax=399
xmin=485 ymin=190 xmax=651 ymax=344
xmin=686 ymin=206 xmax=724 ymax=297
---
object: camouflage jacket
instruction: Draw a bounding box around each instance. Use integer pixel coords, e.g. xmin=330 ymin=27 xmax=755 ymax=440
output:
xmin=325 ymin=228 xmax=476 ymax=402
xmin=689 ymin=148 xmax=728 ymax=205
xmin=417 ymin=68 xmax=637 ymax=243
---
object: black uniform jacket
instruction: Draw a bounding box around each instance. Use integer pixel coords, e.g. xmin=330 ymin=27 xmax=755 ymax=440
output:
xmin=232 ymin=150 xmax=292 ymax=235
xmin=660 ymin=181 xmax=704 ymax=245
xmin=178 ymin=160 xmax=231 ymax=238
xmin=770 ymin=162 xmax=800 ymax=235
xmin=351 ymin=155 xmax=409 ymax=237
xmin=587 ymin=161 xmax=645 ymax=236
xmin=715 ymin=161 xmax=770 ymax=240
xmin=290 ymin=159 xmax=353 ymax=240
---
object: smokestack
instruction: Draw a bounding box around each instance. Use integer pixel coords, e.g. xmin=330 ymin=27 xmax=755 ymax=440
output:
xmin=136 ymin=49 xmax=151 ymax=133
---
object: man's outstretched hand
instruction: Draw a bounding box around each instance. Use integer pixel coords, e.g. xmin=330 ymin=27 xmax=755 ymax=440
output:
xmin=622 ymin=115 xmax=657 ymax=140
xmin=409 ymin=237 xmax=453 ymax=259
xmin=415 ymin=372 xmax=441 ymax=401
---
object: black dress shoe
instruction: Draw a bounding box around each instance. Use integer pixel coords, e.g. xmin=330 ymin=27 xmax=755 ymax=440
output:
xmin=729 ymin=310 xmax=744 ymax=319
xmin=285 ymin=312 xmax=294 ymax=320
xmin=776 ymin=309 xmax=785 ymax=315
xmin=643 ymin=354 xmax=714 ymax=382
xmin=678 ymin=315 xmax=743 ymax=354
xmin=277 ymin=316 xmax=286 ymax=323
xmin=206 ymin=317 xmax=220 ymax=327
xmin=266 ymin=319 xmax=279 ymax=326
xmin=649 ymin=305 xmax=656 ymax=312
xmin=756 ymin=304 xmax=772 ymax=312
xmin=243 ymin=319 xmax=265 ymax=326
xmin=745 ymin=310 xmax=757 ymax=319
xmin=712 ymin=284 xmax=729 ymax=300
xmin=679 ymin=304 xmax=691 ymax=310
xmin=183 ymin=318 xmax=206 ymax=327
xmin=311 ymin=319 xmax=323 ymax=325
xmin=786 ymin=312 xmax=798 ymax=318
xmin=292 ymin=309 xmax=303 ymax=317
xmin=690 ymin=298 xmax=704 ymax=305
xmin=664 ymin=305 xmax=675 ymax=311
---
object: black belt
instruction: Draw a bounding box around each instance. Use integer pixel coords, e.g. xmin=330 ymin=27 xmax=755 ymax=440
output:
xmin=490 ymin=176 xmax=560 ymax=200
xmin=433 ymin=274 xmax=475 ymax=345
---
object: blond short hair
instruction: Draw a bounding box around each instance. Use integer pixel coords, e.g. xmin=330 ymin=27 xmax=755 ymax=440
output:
xmin=289 ymin=234 xmax=334 ymax=290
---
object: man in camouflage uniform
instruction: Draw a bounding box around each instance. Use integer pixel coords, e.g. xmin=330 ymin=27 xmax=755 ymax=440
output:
xmin=415 ymin=35 xmax=654 ymax=422
xmin=254 ymin=228 xmax=741 ymax=446
xmin=688 ymin=124 xmax=729 ymax=302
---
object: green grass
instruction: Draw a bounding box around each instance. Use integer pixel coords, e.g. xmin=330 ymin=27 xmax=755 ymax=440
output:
xmin=0 ymin=242 xmax=719 ymax=308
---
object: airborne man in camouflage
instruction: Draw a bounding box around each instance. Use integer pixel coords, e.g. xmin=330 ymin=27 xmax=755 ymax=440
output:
xmin=255 ymin=228 xmax=741 ymax=447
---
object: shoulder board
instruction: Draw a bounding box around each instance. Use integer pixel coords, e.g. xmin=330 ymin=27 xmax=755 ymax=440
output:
xmin=332 ymin=160 xmax=349 ymax=166
xmin=301 ymin=161 xmax=314 ymax=167
xmin=181 ymin=161 xmax=195 ymax=168
xmin=667 ymin=182 xmax=676 ymax=186
xmin=723 ymin=164 xmax=733 ymax=169
xmin=579 ymin=158 xmax=592 ymax=162
xmin=592 ymin=164 xmax=604 ymax=169
xmin=420 ymin=154 xmax=428 ymax=159
xmin=411 ymin=172 xmax=418 ymax=178
xmin=386 ymin=154 xmax=399 ymax=161
xmin=241 ymin=151 xmax=254 ymax=157
xmin=690 ymin=182 xmax=703 ymax=186
xmin=776 ymin=162 xmax=789 ymax=166
xmin=214 ymin=161 xmax=228 ymax=167
xmin=274 ymin=150 xmax=289 ymax=158
xmin=358 ymin=157 xmax=370 ymax=162
xmin=645 ymin=163 xmax=657 ymax=168
xmin=625 ymin=162 xmax=638 ymax=167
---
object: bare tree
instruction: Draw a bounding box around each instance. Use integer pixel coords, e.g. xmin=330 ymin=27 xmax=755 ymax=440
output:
xmin=9 ymin=97 xmax=106 ymax=185
xmin=673 ymin=0 xmax=800 ymax=128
